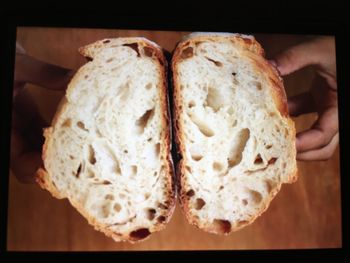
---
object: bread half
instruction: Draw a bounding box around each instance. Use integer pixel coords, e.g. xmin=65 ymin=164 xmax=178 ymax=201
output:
xmin=36 ymin=38 xmax=175 ymax=242
xmin=172 ymin=33 xmax=297 ymax=234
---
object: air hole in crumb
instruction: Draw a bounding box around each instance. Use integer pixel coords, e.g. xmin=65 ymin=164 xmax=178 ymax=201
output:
xmin=265 ymin=144 xmax=273 ymax=149
xmin=130 ymin=165 xmax=137 ymax=176
xmin=227 ymin=107 xmax=234 ymax=115
xmin=143 ymin=46 xmax=154 ymax=57
xmin=135 ymin=108 xmax=155 ymax=134
xmin=106 ymin=58 xmax=114 ymax=63
xmin=75 ymin=164 xmax=82 ymax=178
xmin=268 ymin=157 xmax=277 ymax=165
xmin=254 ymin=154 xmax=263 ymax=165
xmin=145 ymin=83 xmax=152 ymax=90
xmin=242 ymin=199 xmax=248 ymax=206
xmin=181 ymin=46 xmax=194 ymax=59
xmin=185 ymin=166 xmax=192 ymax=173
xmin=188 ymin=101 xmax=196 ymax=108
xmin=69 ymin=155 xmax=74 ymax=160
xmin=282 ymin=162 xmax=287 ymax=169
xmin=219 ymin=185 xmax=224 ymax=191
xmin=124 ymin=150 xmax=128 ymax=153
xmin=189 ymin=114 xmax=215 ymax=137
xmin=87 ymin=170 xmax=95 ymax=178
xmin=103 ymin=39 xmax=111 ymax=44
xmin=195 ymin=198 xmax=206 ymax=210
xmin=250 ymin=81 xmax=262 ymax=90
xmin=249 ymin=189 xmax=263 ymax=204
xmin=232 ymin=72 xmax=237 ymax=76
xmin=186 ymin=189 xmax=195 ymax=197
xmin=105 ymin=194 xmax=114 ymax=200
xmin=84 ymin=75 xmax=89 ymax=79
xmin=101 ymin=204 xmax=110 ymax=218
xmin=147 ymin=138 xmax=152 ymax=142
xmin=146 ymin=208 xmax=156 ymax=220
xmin=265 ymin=180 xmax=275 ymax=193
xmin=114 ymin=160 xmax=121 ymax=175
xmin=129 ymin=228 xmax=151 ymax=240
xmin=158 ymin=202 xmax=168 ymax=210
xmin=205 ymin=56 xmax=223 ymax=67
xmin=62 ymin=118 xmax=72 ymax=127
xmin=213 ymin=162 xmax=224 ymax=172
xmin=119 ymin=193 xmax=126 ymax=199
xmin=228 ymin=128 xmax=250 ymax=168
xmin=155 ymin=143 xmax=161 ymax=157
xmin=144 ymin=193 xmax=150 ymax=200
xmin=102 ymin=180 xmax=111 ymax=185
xmin=153 ymin=171 xmax=158 ymax=177
xmin=269 ymin=112 xmax=276 ymax=117
xmin=191 ymin=154 xmax=203 ymax=161
xmin=206 ymin=87 xmax=223 ymax=112
xmin=113 ymin=203 xmax=121 ymax=212
xmin=77 ymin=121 xmax=88 ymax=131
xmin=123 ymin=43 xmax=140 ymax=57
xmin=213 ymin=219 xmax=231 ymax=234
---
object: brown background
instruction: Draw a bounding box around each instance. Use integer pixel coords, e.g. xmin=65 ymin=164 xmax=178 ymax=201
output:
xmin=7 ymin=28 xmax=341 ymax=250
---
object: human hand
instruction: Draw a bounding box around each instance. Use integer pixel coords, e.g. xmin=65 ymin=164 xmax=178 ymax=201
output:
xmin=271 ymin=37 xmax=338 ymax=161
xmin=11 ymin=43 xmax=73 ymax=183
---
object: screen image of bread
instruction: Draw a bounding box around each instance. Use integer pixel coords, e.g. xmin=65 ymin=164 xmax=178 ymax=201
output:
xmin=36 ymin=33 xmax=297 ymax=242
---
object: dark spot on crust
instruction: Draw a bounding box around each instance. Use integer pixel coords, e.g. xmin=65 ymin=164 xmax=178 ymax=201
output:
xmin=123 ymin=43 xmax=140 ymax=57
xmin=143 ymin=46 xmax=154 ymax=57
xmin=129 ymin=228 xmax=151 ymax=241
xmin=180 ymin=46 xmax=194 ymax=59
xmin=157 ymin=216 xmax=166 ymax=223
xmin=186 ymin=189 xmax=195 ymax=197
xmin=213 ymin=219 xmax=232 ymax=234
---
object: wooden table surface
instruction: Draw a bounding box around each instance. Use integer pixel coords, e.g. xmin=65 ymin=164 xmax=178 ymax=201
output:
xmin=7 ymin=28 xmax=341 ymax=250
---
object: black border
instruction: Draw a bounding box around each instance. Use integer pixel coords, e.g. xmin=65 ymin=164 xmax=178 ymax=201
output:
xmin=1 ymin=11 xmax=349 ymax=260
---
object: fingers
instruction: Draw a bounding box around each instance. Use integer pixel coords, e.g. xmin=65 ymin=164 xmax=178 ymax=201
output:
xmin=15 ymin=53 xmax=73 ymax=91
xmin=296 ymin=106 xmax=338 ymax=153
xmin=11 ymin=89 xmax=47 ymax=184
xmin=272 ymin=37 xmax=334 ymax=76
xmin=10 ymin=151 xmax=43 ymax=184
xmin=297 ymin=133 xmax=339 ymax=161
xmin=273 ymin=41 xmax=319 ymax=76
xmin=288 ymin=92 xmax=316 ymax=117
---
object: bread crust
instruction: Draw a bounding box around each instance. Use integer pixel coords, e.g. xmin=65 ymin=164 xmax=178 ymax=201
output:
xmin=172 ymin=33 xmax=297 ymax=234
xmin=36 ymin=38 xmax=175 ymax=243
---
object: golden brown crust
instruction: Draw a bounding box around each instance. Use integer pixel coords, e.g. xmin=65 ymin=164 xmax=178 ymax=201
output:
xmin=36 ymin=38 xmax=175 ymax=243
xmin=172 ymin=33 xmax=297 ymax=235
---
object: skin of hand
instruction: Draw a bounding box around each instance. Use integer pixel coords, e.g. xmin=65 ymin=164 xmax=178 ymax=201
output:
xmin=271 ymin=36 xmax=338 ymax=161
xmin=11 ymin=43 xmax=73 ymax=183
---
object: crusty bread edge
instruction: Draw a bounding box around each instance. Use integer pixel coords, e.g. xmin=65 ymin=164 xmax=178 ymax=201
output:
xmin=171 ymin=33 xmax=298 ymax=235
xmin=36 ymin=38 xmax=176 ymax=243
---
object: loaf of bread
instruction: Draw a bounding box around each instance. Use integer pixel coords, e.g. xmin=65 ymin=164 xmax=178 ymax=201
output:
xmin=36 ymin=38 xmax=175 ymax=242
xmin=172 ymin=33 xmax=297 ymax=234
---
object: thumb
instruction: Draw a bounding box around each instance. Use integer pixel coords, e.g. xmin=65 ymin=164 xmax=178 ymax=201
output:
xmin=273 ymin=40 xmax=320 ymax=76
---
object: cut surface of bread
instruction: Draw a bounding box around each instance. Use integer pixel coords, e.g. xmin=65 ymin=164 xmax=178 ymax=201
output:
xmin=36 ymin=38 xmax=175 ymax=242
xmin=172 ymin=32 xmax=297 ymax=234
